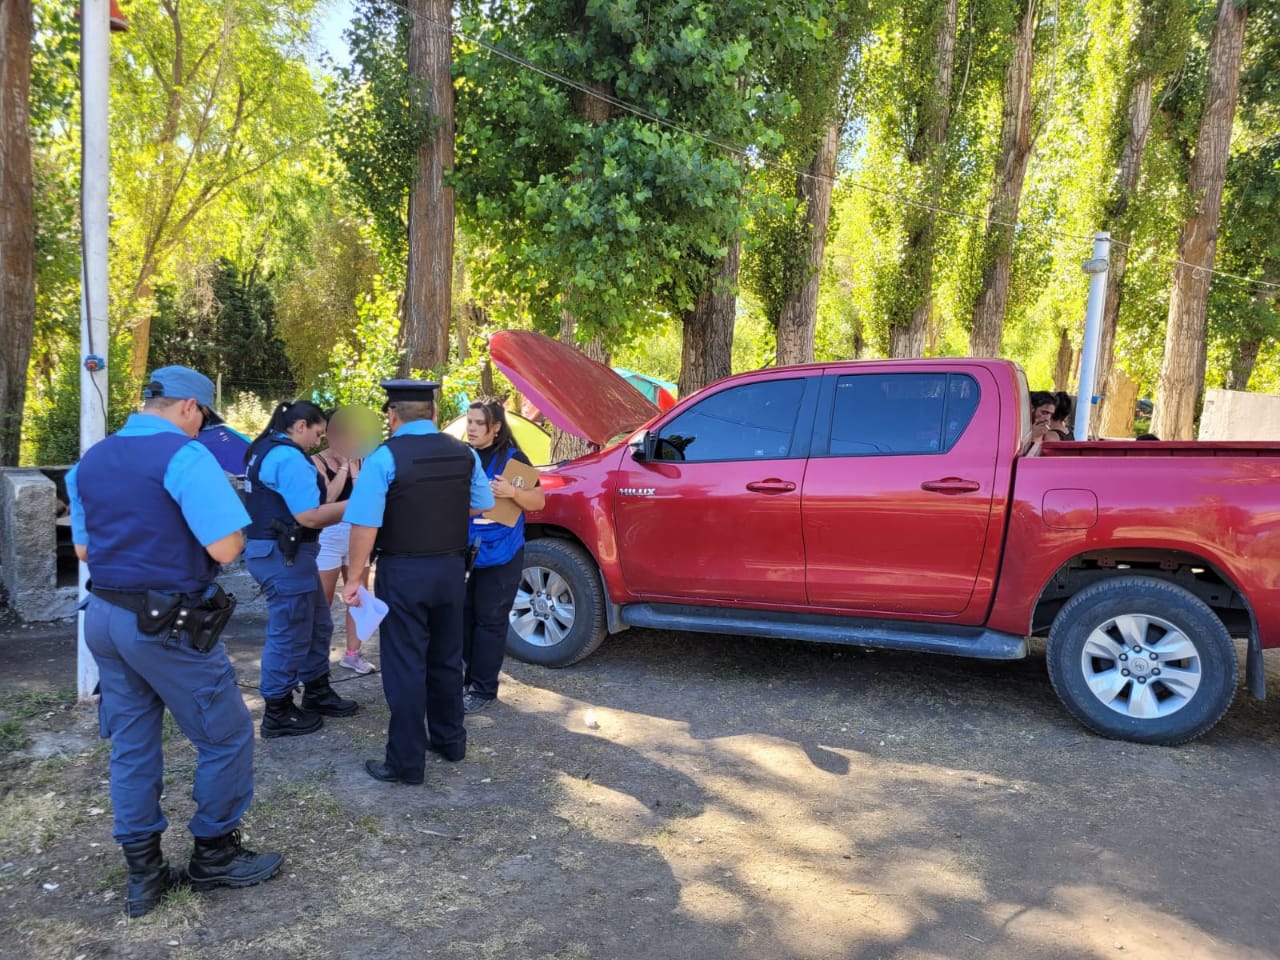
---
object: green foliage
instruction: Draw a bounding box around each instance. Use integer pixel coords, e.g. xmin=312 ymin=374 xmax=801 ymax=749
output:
xmin=274 ymin=201 xmax=381 ymax=393
xmin=326 ymin=0 xmax=429 ymax=271
xmin=453 ymin=0 xmax=801 ymax=344
xmin=24 ymin=331 xmax=136 ymax=466
xmin=149 ymin=259 xmax=294 ymax=399
xmin=108 ymin=0 xmax=326 ymax=347
xmin=313 ymin=274 xmax=404 ymax=410
xmin=29 ymin=2 xmax=84 ymax=383
xmin=219 ymin=392 xmax=278 ymax=440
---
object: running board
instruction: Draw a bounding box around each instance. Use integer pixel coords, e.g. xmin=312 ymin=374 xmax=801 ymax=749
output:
xmin=619 ymin=603 xmax=1028 ymax=660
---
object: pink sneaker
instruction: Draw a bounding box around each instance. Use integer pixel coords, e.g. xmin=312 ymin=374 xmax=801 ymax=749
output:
xmin=339 ymin=651 xmax=377 ymax=675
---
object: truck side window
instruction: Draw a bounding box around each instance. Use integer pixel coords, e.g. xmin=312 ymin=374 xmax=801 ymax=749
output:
xmin=827 ymin=373 xmax=980 ymax=456
xmin=656 ymin=379 xmax=807 ymax=462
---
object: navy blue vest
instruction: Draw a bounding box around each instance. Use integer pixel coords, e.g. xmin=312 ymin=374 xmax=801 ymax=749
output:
xmin=470 ymin=446 xmax=526 ymax=568
xmin=244 ymin=434 xmax=325 ymax=540
xmin=376 ymin=432 xmax=474 ymax=556
xmin=77 ymin=431 xmax=219 ymax=593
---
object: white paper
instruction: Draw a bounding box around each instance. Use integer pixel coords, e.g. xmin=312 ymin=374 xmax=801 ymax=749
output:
xmin=349 ymin=585 xmax=389 ymax=642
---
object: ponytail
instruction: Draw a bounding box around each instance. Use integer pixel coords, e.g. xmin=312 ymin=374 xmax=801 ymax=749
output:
xmin=246 ymin=399 xmax=327 ymax=464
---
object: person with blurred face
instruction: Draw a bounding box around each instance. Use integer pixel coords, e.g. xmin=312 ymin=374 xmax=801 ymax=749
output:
xmin=313 ymin=408 xmax=376 ymax=675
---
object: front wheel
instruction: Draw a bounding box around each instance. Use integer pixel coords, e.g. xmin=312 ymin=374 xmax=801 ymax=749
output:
xmin=506 ymin=539 xmax=607 ymax=667
xmin=1046 ymin=576 xmax=1238 ymax=745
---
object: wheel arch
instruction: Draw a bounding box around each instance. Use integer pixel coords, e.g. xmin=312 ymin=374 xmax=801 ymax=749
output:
xmin=523 ymin=523 xmax=627 ymax=634
xmin=1031 ymin=548 xmax=1263 ymax=699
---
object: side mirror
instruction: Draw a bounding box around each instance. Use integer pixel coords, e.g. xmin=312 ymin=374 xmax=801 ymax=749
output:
xmin=629 ymin=430 xmax=657 ymax=462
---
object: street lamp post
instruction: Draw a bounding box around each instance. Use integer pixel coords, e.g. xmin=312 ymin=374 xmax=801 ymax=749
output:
xmin=77 ymin=0 xmax=126 ymax=699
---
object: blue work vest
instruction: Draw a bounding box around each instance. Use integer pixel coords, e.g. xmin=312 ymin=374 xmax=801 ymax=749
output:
xmin=470 ymin=446 xmax=525 ymax=569
xmin=77 ymin=431 xmax=219 ymax=593
xmin=244 ymin=434 xmax=324 ymax=541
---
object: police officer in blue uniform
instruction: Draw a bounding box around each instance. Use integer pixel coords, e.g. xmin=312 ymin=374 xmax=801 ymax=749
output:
xmin=461 ymin=398 xmax=545 ymax=713
xmin=343 ymin=380 xmax=494 ymax=784
xmin=243 ymin=400 xmax=357 ymax=737
xmin=68 ymin=366 xmax=282 ymax=918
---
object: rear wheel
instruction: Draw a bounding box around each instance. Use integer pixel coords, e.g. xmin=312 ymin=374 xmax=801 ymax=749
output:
xmin=1046 ymin=576 xmax=1237 ymax=745
xmin=506 ymin=539 xmax=607 ymax=667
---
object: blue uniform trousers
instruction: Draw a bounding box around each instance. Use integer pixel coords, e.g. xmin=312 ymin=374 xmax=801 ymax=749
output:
xmin=85 ymin=595 xmax=254 ymax=844
xmin=245 ymin=540 xmax=333 ymax=699
xmin=375 ymin=553 xmax=467 ymax=780
xmin=462 ymin=548 xmax=524 ymax=701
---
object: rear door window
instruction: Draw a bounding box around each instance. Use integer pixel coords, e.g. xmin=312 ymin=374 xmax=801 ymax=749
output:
xmin=657 ymin=379 xmax=808 ymax=462
xmin=825 ymin=373 xmax=980 ymax=456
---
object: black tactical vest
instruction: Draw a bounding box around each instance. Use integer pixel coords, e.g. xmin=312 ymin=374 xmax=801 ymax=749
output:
xmin=375 ymin=432 xmax=475 ymax=556
xmin=244 ymin=433 xmax=325 ymax=541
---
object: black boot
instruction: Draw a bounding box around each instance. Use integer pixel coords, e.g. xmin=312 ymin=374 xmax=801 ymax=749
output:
xmin=261 ymin=695 xmax=323 ymax=738
xmin=121 ymin=833 xmax=184 ymax=918
xmin=301 ymin=674 xmax=359 ymax=717
xmin=187 ymin=829 xmax=284 ymax=891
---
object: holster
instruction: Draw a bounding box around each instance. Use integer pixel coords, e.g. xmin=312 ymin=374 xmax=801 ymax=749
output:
xmin=137 ymin=591 xmax=185 ymax=635
xmin=189 ymin=583 xmax=236 ymax=654
xmin=270 ymin=518 xmax=303 ymax=566
xmin=465 ymin=536 xmax=482 ymax=576
xmin=91 ymin=582 xmax=235 ymax=654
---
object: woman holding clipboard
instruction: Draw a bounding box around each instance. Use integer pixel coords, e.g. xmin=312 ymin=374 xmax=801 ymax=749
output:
xmin=462 ymin=398 xmax=545 ymax=713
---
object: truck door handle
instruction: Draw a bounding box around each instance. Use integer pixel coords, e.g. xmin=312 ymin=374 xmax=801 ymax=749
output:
xmin=746 ymin=478 xmax=796 ymax=494
xmin=921 ymin=478 xmax=981 ymax=494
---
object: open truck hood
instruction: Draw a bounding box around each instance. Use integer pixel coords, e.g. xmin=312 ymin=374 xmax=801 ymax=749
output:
xmin=490 ymin=330 xmax=659 ymax=448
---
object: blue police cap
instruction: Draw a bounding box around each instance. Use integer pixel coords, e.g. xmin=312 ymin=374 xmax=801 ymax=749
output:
xmin=380 ymin=379 xmax=440 ymax=411
xmin=143 ymin=366 xmax=223 ymax=423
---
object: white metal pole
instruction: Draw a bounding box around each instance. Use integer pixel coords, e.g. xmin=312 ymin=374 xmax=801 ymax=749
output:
xmin=1075 ymin=231 xmax=1111 ymax=441
xmin=78 ymin=0 xmax=111 ymax=700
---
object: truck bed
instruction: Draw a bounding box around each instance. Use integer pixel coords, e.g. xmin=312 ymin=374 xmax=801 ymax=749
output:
xmin=1039 ymin=440 xmax=1280 ymax=458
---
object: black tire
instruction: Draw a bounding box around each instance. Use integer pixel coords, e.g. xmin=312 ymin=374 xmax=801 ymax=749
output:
xmin=1046 ymin=576 xmax=1237 ymax=745
xmin=505 ymin=538 xmax=608 ymax=667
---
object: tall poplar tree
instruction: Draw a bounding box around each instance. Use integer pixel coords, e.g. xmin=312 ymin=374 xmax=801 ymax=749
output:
xmin=1152 ymin=0 xmax=1248 ymax=439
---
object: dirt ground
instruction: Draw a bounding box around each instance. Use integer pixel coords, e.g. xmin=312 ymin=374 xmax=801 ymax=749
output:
xmin=1 ymin=607 xmax=1278 ymax=960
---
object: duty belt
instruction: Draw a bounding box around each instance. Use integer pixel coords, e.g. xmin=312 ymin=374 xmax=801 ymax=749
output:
xmin=89 ymin=582 xmax=236 ymax=653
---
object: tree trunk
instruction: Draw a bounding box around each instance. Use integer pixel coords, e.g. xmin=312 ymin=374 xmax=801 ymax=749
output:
xmin=851 ymin=310 xmax=866 ymax=359
xmin=888 ymin=0 xmax=960 ymax=358
xmin=548 ymin=311 xmax=607 ymax=462
xmin=1092 ymin=74 xmax=1155 ymax=434
xmin=679 ymin=237 xmax=741 ymax=397
xmin=968 ymin=0 xmax=1038 ymax=358
xmin=0 ymin=0 xmax=35 ymax=464
xmin=1053 ymin=328 xmax=1074 ymax=393
xmin=1226 ymin=338 xmax=1260 ymax=391
xmin=402 ymin=0 xmax=453 ymax=376
xmin=1151 ymin=0 xmax=1247 ymax=440
xmin=775 ymin=122 xmax=840 ymax=367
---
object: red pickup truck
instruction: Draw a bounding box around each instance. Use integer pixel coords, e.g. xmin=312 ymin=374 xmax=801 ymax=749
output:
xmin=490 ymin=330 xmax=1278 ymax=745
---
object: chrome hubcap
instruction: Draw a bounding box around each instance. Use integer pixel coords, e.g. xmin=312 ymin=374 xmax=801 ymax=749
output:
xmin=510 ymin=565 xmax=577 ymax=648
xmin=1079 ymin=613 xmax=1202 ymax=719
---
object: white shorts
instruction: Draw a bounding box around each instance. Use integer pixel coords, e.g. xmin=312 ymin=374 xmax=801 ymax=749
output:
xmin=317 ymin=521 xmax=350 ymax=572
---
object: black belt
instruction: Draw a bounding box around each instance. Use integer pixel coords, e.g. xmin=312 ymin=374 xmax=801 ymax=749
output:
xmin=89 ymin=582 xmax=235 ymax=653
xmin=91 ymin=585 xmax=202 ymax=614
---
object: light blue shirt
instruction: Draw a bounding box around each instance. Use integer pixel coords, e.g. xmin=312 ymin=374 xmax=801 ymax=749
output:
xmin=67 ymin=413 xmax=250 ymax=547
xmin=252 ymin=435 xmax=322 ymax=515
xmin=344 ymin=419 xmax=494 ymax=528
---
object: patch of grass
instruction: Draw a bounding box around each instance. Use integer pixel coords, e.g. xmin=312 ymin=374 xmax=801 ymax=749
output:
xmin=304 ymin=761 xmax=337 ymax=783
xmin=1 ymin=687 xmax=75 ymax=720
xmin=97 ymin=863 xmax=126 ymax=892
xmin=0 ymin=718 xmax=31 ymax=752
